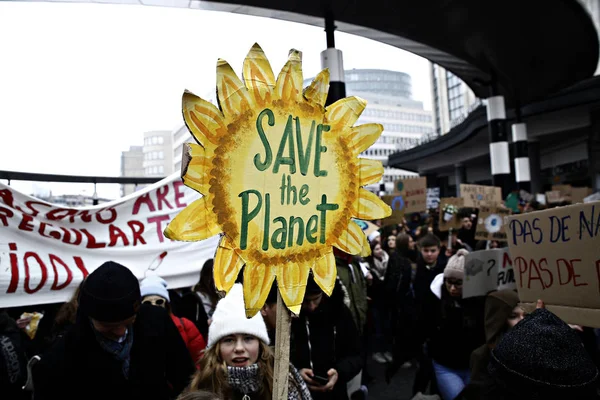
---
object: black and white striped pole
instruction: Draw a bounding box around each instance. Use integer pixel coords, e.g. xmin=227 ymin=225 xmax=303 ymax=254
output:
xmin=486 ymin=94 xmax=511 ymax=196
xmin=511 ymin=108 xmax=531 ymax=192
xmin=322 ymin=11 xmax=346 ymax=106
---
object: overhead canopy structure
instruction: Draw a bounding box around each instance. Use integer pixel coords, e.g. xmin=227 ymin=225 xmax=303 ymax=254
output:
xmin=20 ymin=0 xmax=599 ymax=107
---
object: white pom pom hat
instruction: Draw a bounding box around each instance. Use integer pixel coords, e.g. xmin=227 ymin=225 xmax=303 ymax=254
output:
xmin=207 ymin=283 xmax=270 ymax=349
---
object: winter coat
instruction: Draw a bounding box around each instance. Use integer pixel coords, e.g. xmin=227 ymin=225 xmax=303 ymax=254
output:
xmin=170 ymin=314 xmax=206 ymax=365
xmin=0 ymin=312 xmax=28 ymax=400
xmin=424 ymin=274 xmax=485 ymax=370
xmin=335 ymin=253 xmax=368 ymax=335
xmin=290 ymin=282 xmax=362 ymax=400
xmin=383 ymin=253 xmax=413 ymax=310
xmin=178 ymin=291 xmax=211 ymax=339
xmin=33 ymin=304 xmax=195 ymax=400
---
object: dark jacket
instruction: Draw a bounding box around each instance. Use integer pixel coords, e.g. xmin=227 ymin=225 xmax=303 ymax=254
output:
xmin=335 ymin=254 xmax=368 ymax=336
xmin=32 ymin=304 xmax=195 ymax=400
xmin=0 ymin=312 xmax=28 ymax=400
xmin=424 ymin=274 xmax=485 ymax=370
xmin=178 ymin=291 xmax=211 ymax=339
xmin=290 ymin=282 xmax=362 ymax=400
xmin=383 ymin=253 xmax=413 ymax=309
xmin=413 ymin=253 xmax=447 ymax=308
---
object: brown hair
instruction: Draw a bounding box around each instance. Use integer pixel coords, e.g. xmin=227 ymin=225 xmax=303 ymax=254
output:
xmin=189 ymin=340 xmax=274 ymax=400
xmin=193 ymin=259 xmax=220 ymax=311
xmin=176 ymin=390 xmax=221 ymax=400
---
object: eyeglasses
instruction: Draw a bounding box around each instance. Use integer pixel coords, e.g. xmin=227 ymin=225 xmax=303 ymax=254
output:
xmin=445 ymin=279 xmax=463 ymax=287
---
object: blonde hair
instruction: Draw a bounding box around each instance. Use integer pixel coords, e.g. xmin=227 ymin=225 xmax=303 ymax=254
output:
xmin=188 ymin=340 xmax=274 ymax=400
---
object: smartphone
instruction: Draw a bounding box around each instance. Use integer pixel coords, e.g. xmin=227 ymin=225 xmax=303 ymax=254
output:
xmin=312 ymin=375 xmax=329 ymax=386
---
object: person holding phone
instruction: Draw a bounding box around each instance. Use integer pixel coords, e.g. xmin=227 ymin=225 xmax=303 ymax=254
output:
xmin=290 ymin=274 xmax=362 ymax=400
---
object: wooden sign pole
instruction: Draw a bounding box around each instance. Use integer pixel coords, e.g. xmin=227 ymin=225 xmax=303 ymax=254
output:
xmin=273 ymin=290 xmax=291 ymax=399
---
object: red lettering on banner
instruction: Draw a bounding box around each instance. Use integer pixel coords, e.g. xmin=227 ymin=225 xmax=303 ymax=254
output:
xmin=74 ymin=256 xmax=89 ymax=278
xmin=49 ymin=254 xmax=73 ymax=290
xmin=7 ymin=243 xmax=19 ymax=293
xmin=108 ymin=224 xmax=130 ymax=247
xmin=24 ymin=252 xmax=48 ymax=294
xmin=96 ymin=208 xmax=117 ymax=224
xmin=20 ymin=201 xmax=50 ymax=217
xmin=39 ymin=222 xmax=61 ymax=240
xmin=128 ymin=220 xmax=146 ymax=246
xmin=80 ymin=229 xmax=107 ymax=249
xmin=60 ymin=227 xmax=83 ymax=246
xmin=46 ymin=208 xmax=77 ymax=222
xmin=173 ymin=181 xmax=187 ymax=208
xmin=78 ymin=210 xmax=93 ymax=223
xmin=0 ymin=206 xmax=14 ymax=226
xmin=18 ymin=214 xmax=35 ymax=232
xmin=156 ymin=186 xmax=173 ymax=211
xmin=148 ymin=215 xmax=170 ymax=243
xmin=132 ymin=193 xmax=156 ymax=215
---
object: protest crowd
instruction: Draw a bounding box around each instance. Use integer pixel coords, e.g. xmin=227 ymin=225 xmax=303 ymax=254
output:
xmin=2 ymin=187 xmax=600 ymax=400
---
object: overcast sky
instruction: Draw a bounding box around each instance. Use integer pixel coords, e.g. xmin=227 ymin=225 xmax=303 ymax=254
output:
xmin=0 ymin=1 xmax=432 ymax=199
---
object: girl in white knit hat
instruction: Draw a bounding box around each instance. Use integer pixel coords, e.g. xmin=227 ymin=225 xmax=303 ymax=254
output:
xmin=187 ymin=283 xmax=312 ymax=400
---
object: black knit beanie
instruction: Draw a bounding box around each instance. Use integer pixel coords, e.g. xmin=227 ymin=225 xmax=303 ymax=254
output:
xmin=78 ymin=261 xmax=141 ymax=322
xmin=489 ymin=308 xmax=598 ymax=398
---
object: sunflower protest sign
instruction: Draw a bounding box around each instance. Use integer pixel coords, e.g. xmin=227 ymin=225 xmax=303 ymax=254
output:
xmin=165 ymin=44 xmax=391 ymax=316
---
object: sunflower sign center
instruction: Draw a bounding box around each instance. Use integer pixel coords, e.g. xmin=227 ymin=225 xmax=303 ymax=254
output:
xmin=238 ymin=108 xmax=340 ymax=251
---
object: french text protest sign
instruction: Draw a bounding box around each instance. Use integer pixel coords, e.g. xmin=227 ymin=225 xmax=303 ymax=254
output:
xmin=460 ymin=184 xmax=502 ymax=208
xmin=475 ymin=206 xmax=511 ymax=241
xmin=506 ymin=201 xmax=600 ymax=327
xmin=463 ymin=248 xmax=515 ymax=298
xmin=0 ymin=174 xmax=219 ymax=308
xmin=427 ymin=187 xmax=441 ymax=210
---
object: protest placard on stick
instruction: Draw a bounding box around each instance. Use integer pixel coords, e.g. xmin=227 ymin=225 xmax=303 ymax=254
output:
xmin=475 ymin=206 xmax=511 ymax=242
xmin=460 ymin=184 xmax=502 ymax=208
xmin=463 ymin=248 xmax=515 ymax=298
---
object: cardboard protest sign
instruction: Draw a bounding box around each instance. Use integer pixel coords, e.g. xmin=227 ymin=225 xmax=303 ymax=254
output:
xmin=438 ymin=197 xmax=464 ymax=231
xmin=463 ymin=248 xmax=515 ymax=298
xmin=546 ymin=190 xmax=564 ymax=204
xmin=552 ymin=184 xmax=573 ymax=202
xmin=460 ymin=184 xmax=502 ymax=208
xmin=506 ymin=201 xmax=600 ymax=327
xmin=475 ymin=206 xmax=511 ymax=241
xmin=381 ymin=195 xmax=405 ymax=226
xmin=164 ymin=44 xmax=391 ymax=316
xmin=0 ymin=174 xmax=219 ymax=308
xmin=427 ymin=187 xmax=440 ymax=210
xmin=392 ymin=177 xmax=427 ymax=214
xmin=572 ymin=187 xmax=593 ymax=204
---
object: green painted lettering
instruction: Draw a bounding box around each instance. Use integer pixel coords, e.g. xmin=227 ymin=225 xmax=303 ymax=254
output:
xmin=254 ymin=109 xmax=274 ymax=171
xmin=261 ymin=193 xmax=270 ymax=251
xmin=306 ymin=215 xmax=318 ymax=244
xmin=239 ymin=189 xmax=262 ymax=250
xmin=279 ymin=174 xmax=286 ymax=206
xmin=314 ymin=124 xmax=329 ymax=177
xmin=296 ymin=118 xmax=315 ymax=176
xmin=273 ymin=115 xmax=296 ymax=174
xmin=271 ymin=217 xmax=287 ymax=249
xmin=288 ymin=216 xmax=305 ymax=247
xmin=299 ymin=184 xmax=310 ymax=205
xmin=316 ymin=194 xmax=338 ymax=244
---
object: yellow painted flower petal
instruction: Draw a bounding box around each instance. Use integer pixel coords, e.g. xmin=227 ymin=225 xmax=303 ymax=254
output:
xmin=164 ymin=197 xmax=221 ymax=241
xmin=303 ymin=69 xmax=330 ymax=107
xmin=180 ymin=143 xmax=211 ymax=195
xmin=278 ymin=261 xmax=311 ymax=316
xmin=216 ymin=59 xmax=251 ymax=119
xmin=275 ymin=49 xmax=303 ymax=103
xmin=360 ymin=243 xmax=372 ymax=258
xmin=312 ymin=251 xmax=336 ymax=296
xmin=243 ymin=43 xmax=275 ymax=107
xmin=243 ymin=263 xmax=276 ymax=317
xmin=358 ymin=158 xmax=384 ymax=186
xmin=214 ymin=235 xmax=246 ymax=293
xmin=334 ymin=220 xmax=367 ymax=255
xmin=346 ymin=123 xmax=384 ymax=156
xmin=325 ymin=96 xmax=367 ymax=131
xmin=354 ymin=188 xmax=392 ymax=220
xmin=182 ymin=90 xmax=225 ymax=149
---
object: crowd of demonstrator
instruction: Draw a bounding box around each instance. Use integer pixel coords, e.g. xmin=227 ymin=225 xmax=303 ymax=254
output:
xmin=2 ymin=205 xmax=600 ymax=400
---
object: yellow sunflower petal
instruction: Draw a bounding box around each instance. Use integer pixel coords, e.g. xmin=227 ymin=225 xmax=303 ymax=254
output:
xmin=243 ymin=263 xmax=276 ymax=317
xmin=358 ymin=158 xmax=384 ymax=186
xmin=334 ymin=220 xmax=368 ymax=255
xmin=164 ymin=197 xmax=221 ymax=241
xmin=275 ymin=49 xmax=303 ymax=103
xmin=303 ymin=69 xmax=330 ymax=107
xmin=216 ymin=59 xmax=251 ymax=118
xmin=325 ymin=96 xmax=367 ymax=131
xmin=360 ymin=243 xmax=372 ymax=258
xmin=182 ymin=90 xmax=225 ymax=149
xmin=354 ymin=188 xmax=392 ymax=220
xmin=243 ymin=43 xmax=275 ymax=107
xmin=346 ymin=123 xmax=384 ymax=156
xmin=213 ymin=235 xmax=246 ymax=293
xmin=180 ymin=143 xmax=211 ymax=195
xmin=312 ymin=251 xmax=336 ymax=296
xmin=278 ymin=260 xmax=311 ymax=316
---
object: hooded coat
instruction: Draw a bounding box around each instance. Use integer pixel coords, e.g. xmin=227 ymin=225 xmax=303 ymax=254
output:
xmin=0 ymin=311 xmax=28 ymax=400
xmin=32 ymin=304 xmax=195 ymax=400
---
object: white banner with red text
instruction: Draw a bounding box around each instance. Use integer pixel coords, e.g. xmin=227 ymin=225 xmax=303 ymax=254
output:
xmin=0 ymin=173 xmax=219 ymax=308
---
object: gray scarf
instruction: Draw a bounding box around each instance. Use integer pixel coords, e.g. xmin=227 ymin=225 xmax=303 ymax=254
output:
xmin=227 ymin=364 xmax=261 ymax=396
